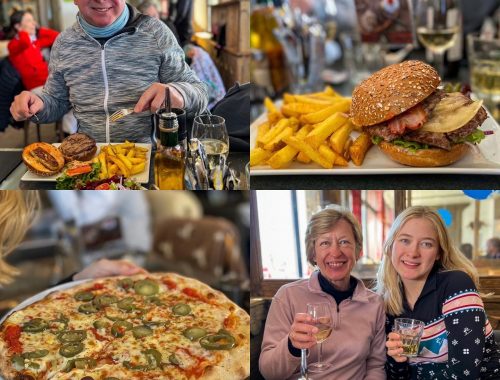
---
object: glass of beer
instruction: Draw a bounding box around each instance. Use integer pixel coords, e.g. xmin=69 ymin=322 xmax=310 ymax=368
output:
xmin=394 ymin=318 xmax=425 ymax=357
xmin=467 ymin=34 xmax=500 ymax=121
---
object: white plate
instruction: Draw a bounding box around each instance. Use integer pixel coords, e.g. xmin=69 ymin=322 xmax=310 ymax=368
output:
xmin=0 ymin=279 xmax=90 ymax=325
xmin=250 ymin=107 xmax=500 ymax=175
xmin=21 ymin=143 xmax=151 ymax=183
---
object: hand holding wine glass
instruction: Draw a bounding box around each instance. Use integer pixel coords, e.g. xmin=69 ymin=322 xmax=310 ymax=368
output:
xmin=415 ymin=0 xmax=461 ymax=78
xmin=307 ymin=303 xmax=333 ymax=373
xmin=289 ymin=313 xmax=318 ymax=380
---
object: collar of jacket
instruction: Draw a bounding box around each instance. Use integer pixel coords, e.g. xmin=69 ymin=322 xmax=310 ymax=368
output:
xmin=307 ymin=270 xmax=373 ymax=303
xmin=75 ymin=4 xmax=149 ymax=42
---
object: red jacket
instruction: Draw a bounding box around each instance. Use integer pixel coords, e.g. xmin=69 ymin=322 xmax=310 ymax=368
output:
xmin=8 ymin=28 xmax=59 ymax=90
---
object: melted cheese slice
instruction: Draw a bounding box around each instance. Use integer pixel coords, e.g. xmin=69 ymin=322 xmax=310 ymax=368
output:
xmin=421 ymin=92 xmax=483 ymax=133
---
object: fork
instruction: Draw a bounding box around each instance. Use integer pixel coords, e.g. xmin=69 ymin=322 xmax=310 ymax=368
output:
xmin=109 ymin=108 xmax=135 ymax=122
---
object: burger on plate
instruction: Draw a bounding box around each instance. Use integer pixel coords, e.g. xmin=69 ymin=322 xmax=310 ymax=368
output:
xmin=350 ymin=60 xmax=488 ymax=167
xmin=22 ymin=142 xmax=65 ymax=176
xmin=59 ymin=132 xmax=97 ymax=162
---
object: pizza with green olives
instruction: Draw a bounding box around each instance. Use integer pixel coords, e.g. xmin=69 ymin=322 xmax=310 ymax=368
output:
xmin=0 ymin=273 xmax=249 ymax=380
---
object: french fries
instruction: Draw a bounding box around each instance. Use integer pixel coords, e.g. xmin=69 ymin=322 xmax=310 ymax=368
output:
xmin=349 ymin=133 xmax=373 ymax=166
xmin=250 ymin=86 xmax=373 ymax=170
xmin=97 ymin=141 xmax=149 ymax=179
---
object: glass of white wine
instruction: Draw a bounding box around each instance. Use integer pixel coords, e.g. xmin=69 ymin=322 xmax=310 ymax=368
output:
xmin=307 ymin=302 xmax=333 ymax=373
xmin=415 ymin=0 xmax=461 ymax=78
xmin=191 ymin=115 xmax=229 ymax=168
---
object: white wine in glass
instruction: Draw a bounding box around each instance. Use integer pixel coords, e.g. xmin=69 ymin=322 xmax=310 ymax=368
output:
xmin=307 ymin=303 xmax=332 ymax=373
xmin=191 ymin=115 xmax=229 ymax=168
xmin=415 ymin=0 xmax=461 ymax=78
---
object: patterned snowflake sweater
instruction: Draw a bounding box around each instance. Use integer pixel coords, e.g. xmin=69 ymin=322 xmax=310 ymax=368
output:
xmin=385 ymin=268 xmax=500 ymax=380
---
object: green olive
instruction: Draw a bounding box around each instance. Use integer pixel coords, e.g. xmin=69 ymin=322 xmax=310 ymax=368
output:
xmin=22 ymin=318 xmax=48 ymax=333
xmin=93 ymin=319 xmax=110 ymax=329
xmin=146 ymin=296 xmax=163 ymax=306
xmin=11 ymin=355 xmax=25 ymax=371
xmin=168 ymin=353 xmax=180 ymax=366
xmin=74 ymin=357 xmax=96 ymax=369
xmin=58 ymin=330 xmax=87 ymax=343
xmin=117 ymin=297 xmax=135 ymax=311
xmin=134 ymin=280 xmax=159 ymax=296
xmin=199 ymin=333 xmax=236 ymax=350
xmin=93 ymin=294 xmax=118 ymax=308
xmin=111 ymin=320 xmax=133 ymax=337
xmin=118 ymin=278 xmax=134 ymax=290
xmin=27 ymin=362 xmax=40 ymax=370
xmin=132 ymin=325 xmax=153 ymax=339
xmin=59 ymin=342 xmax=84 ymax=357
xmin=22 ymin=350 xmax=49 ymax=359
xmin=182 ymin=327 xmax=207 ymax=341
xmin=78 ymin=303 xmax=98 ymax=314
xmin=143 ymin=349 xmax=162 ymax=368
xmin=123 ymin=361 xmax=149 ymax=371
xmin=172 ymin=303 xmax=191 ymax=316
xmin=74 ymin=291 xmax=94 ymax=302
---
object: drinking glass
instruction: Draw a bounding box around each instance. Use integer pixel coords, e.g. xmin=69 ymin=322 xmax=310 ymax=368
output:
xmin=307 ymin=303 xmax=333 ymax=373
xmin=191 ymin=115 xmax=229 ymax=168
xmin=394 ymin=318 xmax=425 ymax=357
xmin=415 ymin=0 xmax=461 ymax=78
xmin=467 ymin=33 xmax=500 ymax=121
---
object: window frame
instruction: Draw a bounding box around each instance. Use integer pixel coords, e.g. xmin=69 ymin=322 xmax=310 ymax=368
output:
xmin=250 ymin=190 xmax=407 ymax=297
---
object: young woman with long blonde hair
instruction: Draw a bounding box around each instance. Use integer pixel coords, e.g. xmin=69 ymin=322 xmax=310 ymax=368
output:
xmin=377 ymin=206 xmax=500 ymax=379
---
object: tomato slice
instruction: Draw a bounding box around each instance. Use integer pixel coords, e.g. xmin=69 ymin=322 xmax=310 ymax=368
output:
xmin=95 ymin=183 xmax=111 ymax=190
xmin=66 ymin=165 xmax=92 ymax=177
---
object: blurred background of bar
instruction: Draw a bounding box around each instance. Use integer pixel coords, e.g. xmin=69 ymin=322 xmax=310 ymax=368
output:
xmin=250 ymin=0 xmax=500 ymax=122
xmin=0 ymin=190 xmax=250 ymax=318
xmin=250 ymin=190 xmax=500 ymax=380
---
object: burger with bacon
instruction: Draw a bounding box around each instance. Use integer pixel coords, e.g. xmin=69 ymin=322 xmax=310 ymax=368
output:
xmin=350 ymin=60 xmax=488 ymax=167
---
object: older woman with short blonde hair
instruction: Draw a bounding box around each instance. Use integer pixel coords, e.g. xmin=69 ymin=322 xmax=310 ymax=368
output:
xmin=259 ymin=204 xmax=386 ymax=380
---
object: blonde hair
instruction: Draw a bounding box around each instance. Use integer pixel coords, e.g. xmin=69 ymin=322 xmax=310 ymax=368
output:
xmin=376 ymin=206 xmax=479 ymax=316
xmin=0 ymin=191 xmax=40 ymax=285
xmin=305 ymin=205 xmax=363 ymax=266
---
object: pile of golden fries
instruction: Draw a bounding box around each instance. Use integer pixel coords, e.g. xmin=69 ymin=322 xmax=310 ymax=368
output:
xmin=250 ymin=87 xmax=373 ymax=169
xmin=94 ymin=142 xmax=148 ymax=179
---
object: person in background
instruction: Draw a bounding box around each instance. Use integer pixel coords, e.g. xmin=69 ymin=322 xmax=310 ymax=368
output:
xmin=259 ymin=205 xmax=386 ymax=379
xmin=0 ymin=191 xmax=146 ymax=287
xmin=164 ymin=0 xmax=193 ymax=47
xmin=486 ymin=237 xmax=500 ymax=259
xmin=10 ymin=0 xmax=208 ymax=143
xmin=7 ymin=10 xmax=58 ymax=93
xmin=459 ymin=242 xmax=473 ymax=259
xmin=138 ymin=0 xmax=225 ymax=109
xmin=379 ymin=206 xmax=500 ymax=379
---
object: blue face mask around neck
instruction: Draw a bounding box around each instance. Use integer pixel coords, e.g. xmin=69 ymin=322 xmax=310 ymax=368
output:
xmin=78 ymin=5 xmax=129 ymax=38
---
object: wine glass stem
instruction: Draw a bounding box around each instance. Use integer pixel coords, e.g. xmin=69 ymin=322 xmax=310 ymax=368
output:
xmin=434 ymin=50 xmax=445 ymax=79
xmin=300 ymin=348 xmax=308 ymax=379
xmin=318 ymin=342 xmax=323 ymax=364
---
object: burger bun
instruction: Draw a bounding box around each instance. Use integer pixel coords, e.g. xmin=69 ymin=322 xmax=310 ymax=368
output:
xmin=378 ymin=141 xmax=469 ymax=167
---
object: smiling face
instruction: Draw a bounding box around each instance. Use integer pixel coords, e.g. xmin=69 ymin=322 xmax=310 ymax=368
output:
xmin=17 ymin=12 xmax=37 ymax=36
xmin=74 ymin=0 xmax=126 ymax=27
xmin=391 ymin=217 xmax=440 ymax=284
xmin=314 ymin=219 xmax=358 ymax=291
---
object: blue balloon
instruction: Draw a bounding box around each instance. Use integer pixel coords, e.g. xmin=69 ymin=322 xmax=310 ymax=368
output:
xmin=462 ymin=190 xmax=494 ymax=200
xmin=437 ymin=208 xmax=453 ymax=227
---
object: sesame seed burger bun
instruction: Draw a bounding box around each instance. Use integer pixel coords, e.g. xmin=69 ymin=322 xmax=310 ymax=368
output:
xmin=350 ymin=60 xmax=440 ymax=127
xmin=378 ymin=140 xmax=470 ymax=167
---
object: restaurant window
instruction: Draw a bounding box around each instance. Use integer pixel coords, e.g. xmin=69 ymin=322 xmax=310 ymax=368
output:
xmin=255 ymin=190 xmax=395 ymax=280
